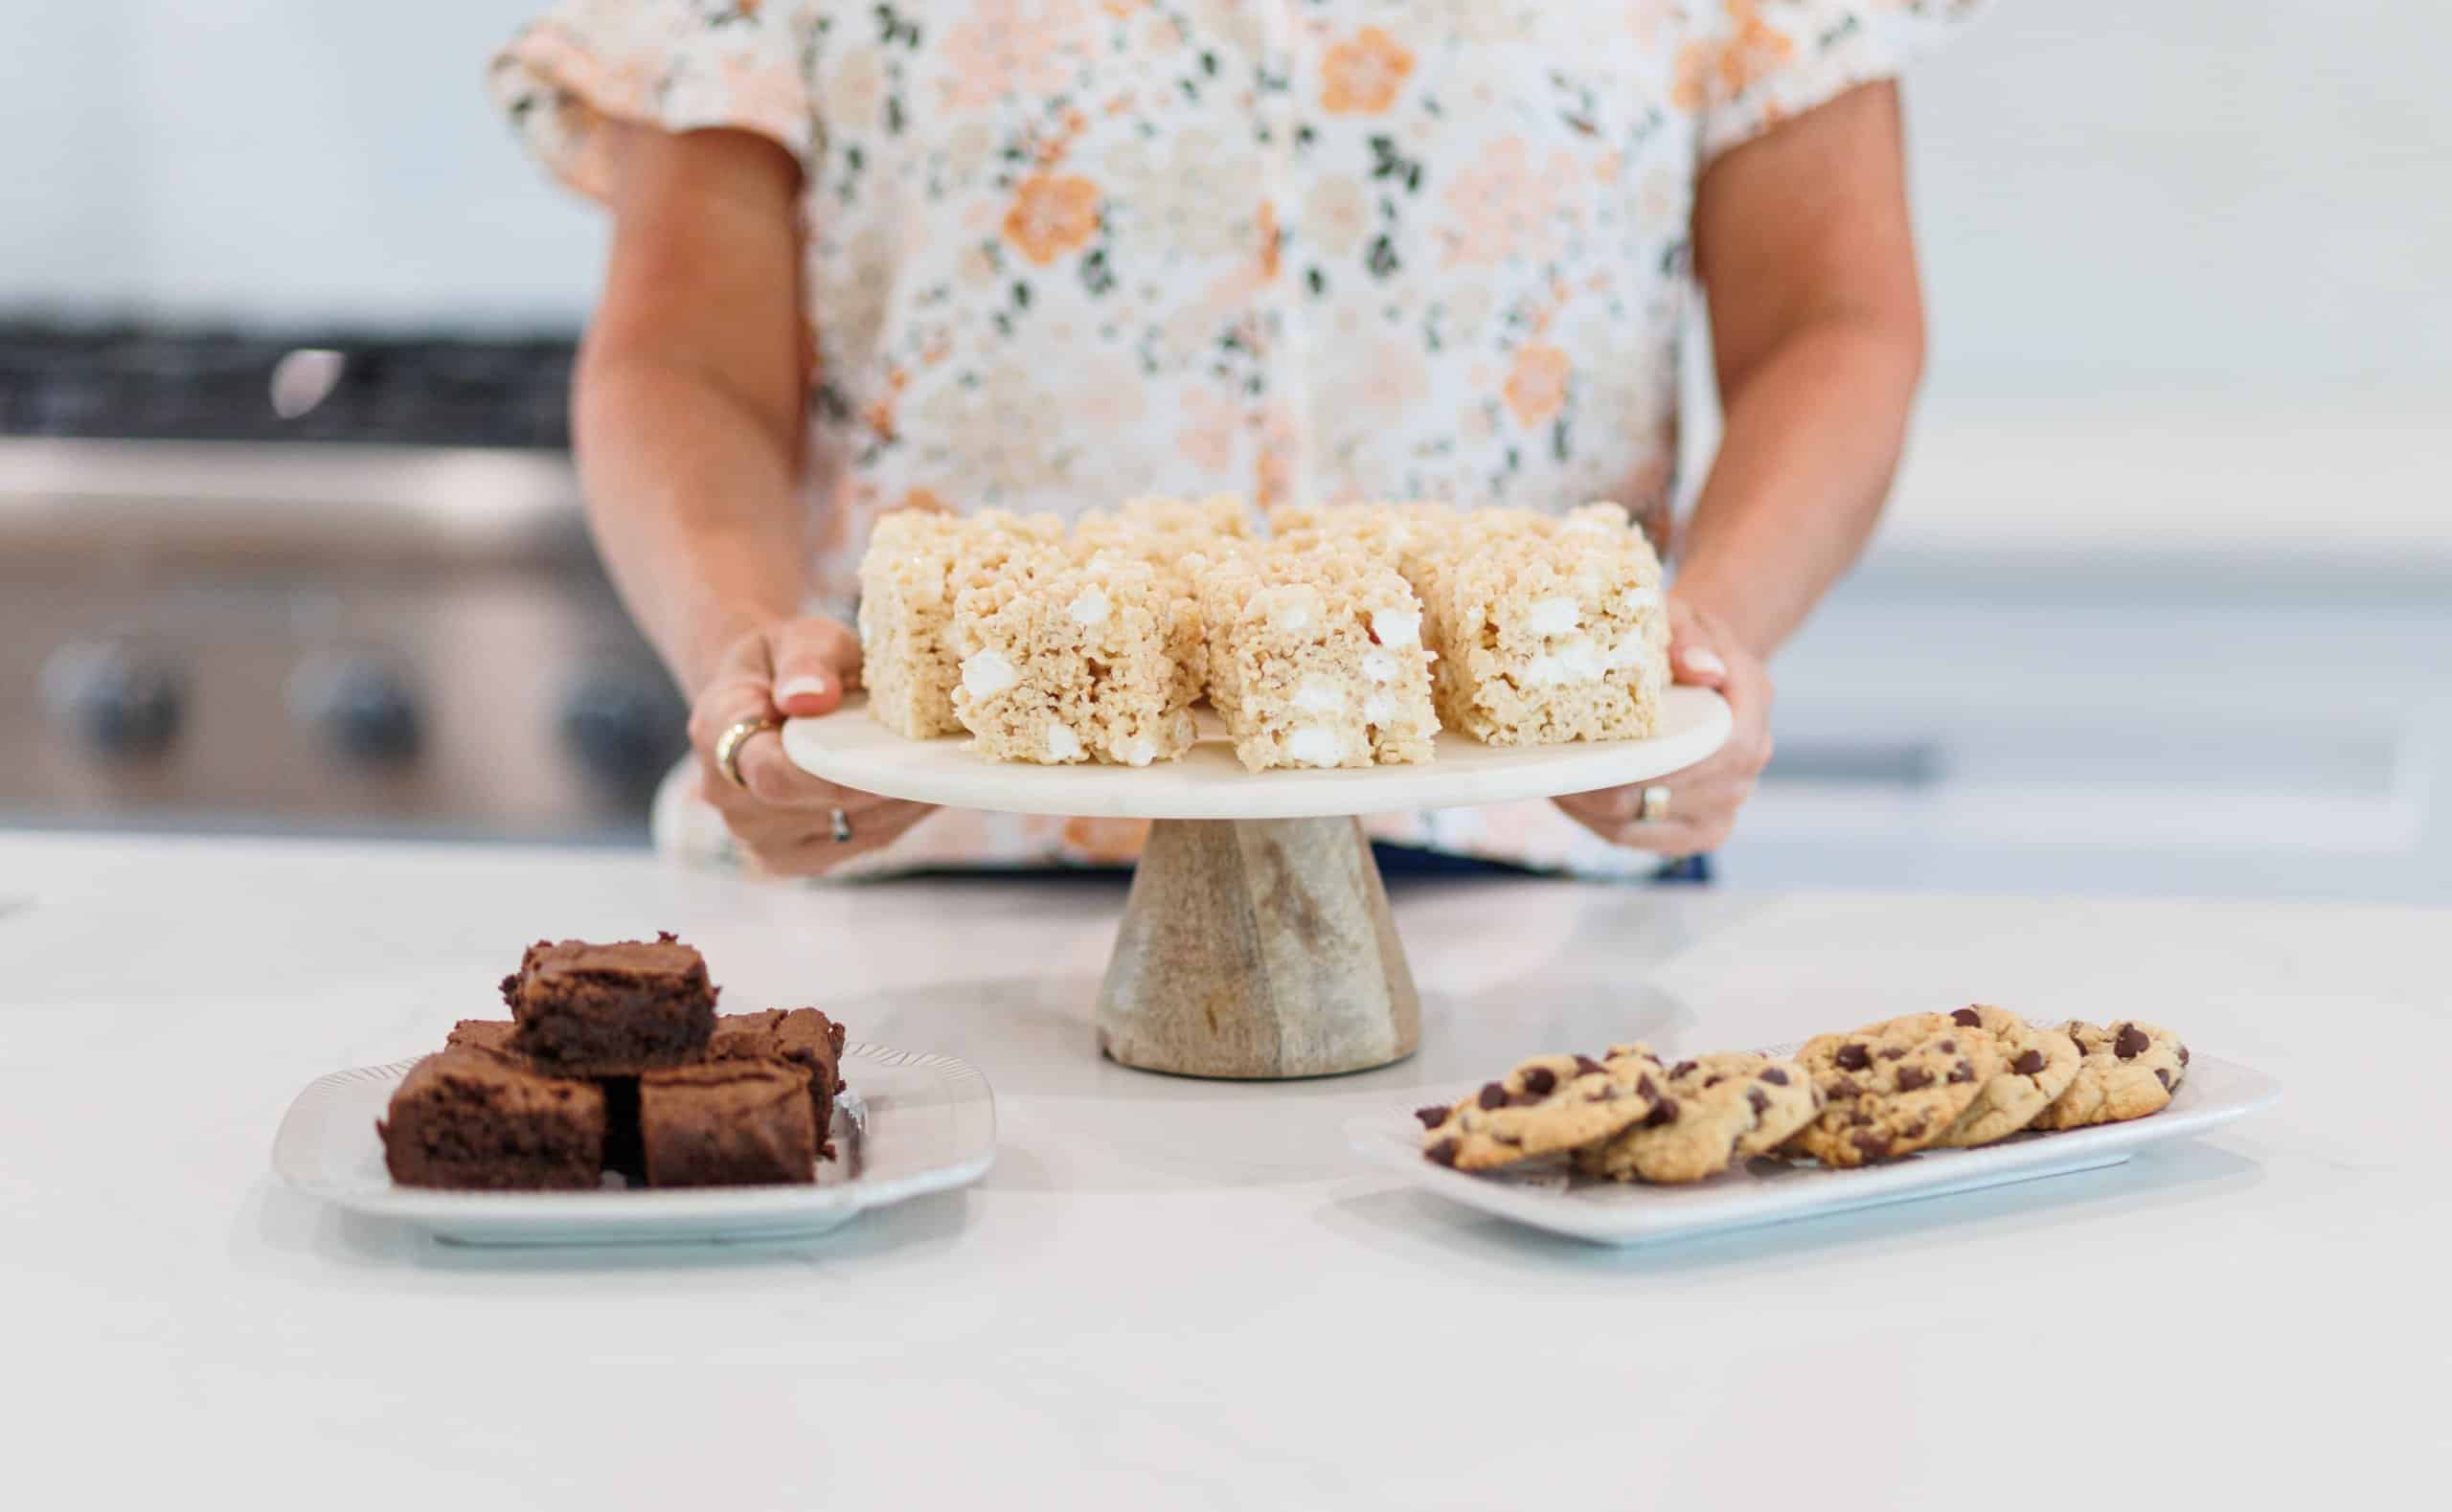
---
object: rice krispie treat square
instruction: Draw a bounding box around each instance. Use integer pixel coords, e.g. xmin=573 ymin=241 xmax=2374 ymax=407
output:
xmin=1095 ymin=493 xmax=1255 ymax=543
xmin=1265 ymin=501 xmax=1459 ymax=575
xmin=856 ymin=508 xmax=1064 ymax=738
xmin=950 ymin=553 xmax=1201 ymax=765
xmin=1072 ymin=494 xmax=1254 ymax=707
xmin=1198 ymin=542 xmax=1438 ymax=771
xmin=1409 ymin=501 xmax=1669 ymax=745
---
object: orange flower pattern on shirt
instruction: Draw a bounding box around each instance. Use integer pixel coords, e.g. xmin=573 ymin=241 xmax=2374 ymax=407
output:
xmin=491 ymin=0 xmax=1981 ymax=877
xmin=715 ymin=54 xmax=806 ymax=135
xmin=1502 ymin=345 xmax=1572 ymax=429
xmin=1440 ymin=134 xmax=1581 ymax=268
xmin=1319 ymin=26 xmax=1414 ymax=116
xmin=940 ymin=0 xmax=1091 ymax=111
xmin=1670 ymin=41 xmax=1714 ymax=112
xmin=1060 ymin=816 xmax=1153 ymax=863
xmin=1718 ymin=12 xmax=1800 ymax=97
xmin=1003 ymin=173 xmax=1102 ymax=265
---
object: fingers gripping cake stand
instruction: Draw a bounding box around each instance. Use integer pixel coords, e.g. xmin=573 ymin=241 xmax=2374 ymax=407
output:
xmin=783 ymin=688 xmax=1731 ymax=1080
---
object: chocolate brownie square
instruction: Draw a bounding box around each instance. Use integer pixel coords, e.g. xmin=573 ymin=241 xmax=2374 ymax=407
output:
xmin=446 ymin=1019 xmax=645 ymax=1179
xmin=377 ymin=1050 xmax=605 ymax=1190
xmin=443 ymin=1019 xmax=523 ymax=1061
xmin=600 ymin=1076 xmax=647 ymax=1184
xmin=444 ymin=1019 xmax=644 ymax=1177
xmin=639 ymin=1059 xmax=817 ymax=1187
xmin=708 ymin=1008 xmax=850 ymax=1158
xmin=500 ymin=933 xmax=715 ymax=1075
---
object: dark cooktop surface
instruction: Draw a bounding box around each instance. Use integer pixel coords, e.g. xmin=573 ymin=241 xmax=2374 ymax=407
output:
xmin=0 ymin=320 xmax=579 ymax=449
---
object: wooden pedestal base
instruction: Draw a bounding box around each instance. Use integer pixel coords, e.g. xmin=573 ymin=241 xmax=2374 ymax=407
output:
xmin=1096 ymin=817 xmax=1420 ymax=1079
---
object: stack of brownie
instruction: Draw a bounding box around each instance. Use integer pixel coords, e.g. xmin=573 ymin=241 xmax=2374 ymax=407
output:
xmin=376 ymin=934 xmax=850 ymax=1191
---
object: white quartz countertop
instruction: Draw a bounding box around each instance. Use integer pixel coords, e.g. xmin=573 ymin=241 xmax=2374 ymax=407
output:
xmin=3 ymin=833 xmax=2442 ymax=1507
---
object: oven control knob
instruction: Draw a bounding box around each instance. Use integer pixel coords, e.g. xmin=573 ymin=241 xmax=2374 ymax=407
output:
xmin=288 ymin=657 xmax=420 ymax=765
xmin=558 ymin=666 xmax=688 ymax=791
xmin=39 ymin=641 xmax=185 ymax=760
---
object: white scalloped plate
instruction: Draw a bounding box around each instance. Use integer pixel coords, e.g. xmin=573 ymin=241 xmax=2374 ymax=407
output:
xmin=781 ymin=687 xmax=1731 ymax=820
xmin=273 ymin=1043 xmax=995 ymax=1246
xmin=1346 ymin=1048 xmax=2279 ymax=1249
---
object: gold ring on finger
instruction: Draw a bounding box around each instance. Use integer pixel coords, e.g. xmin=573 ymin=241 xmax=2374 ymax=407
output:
xmin=715 ymin=716 xmax=781 ymax=791
xmin=1639 ymin=784 xmax=1671 ymax=824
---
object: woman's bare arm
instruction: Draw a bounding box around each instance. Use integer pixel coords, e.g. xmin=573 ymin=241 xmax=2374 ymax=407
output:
xmin=1555 ymin=81 xmax=1924 ymax=854
xmin=1676 ymin=79 xmax=1927 ymax=659
xmin=574 ymin=122 xmax=810 ymax=696
xmin=574 ymin=122 xmax=935 ymax=869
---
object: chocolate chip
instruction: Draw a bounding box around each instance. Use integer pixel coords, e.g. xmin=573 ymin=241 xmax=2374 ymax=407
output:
xmin=1850 ymin=1131 xmax=1891 ymax=1159
xmin=2155 ymin=1068 xmax=2173 ymax=1091
xmin=1949 ymin=1059 xmax=1976 ymax=1083
xmin=1425 ymin=1138 xmax=1460 ymax=1167
xmin=1522 ymin=1066 xmax=1558 ymax=1095
xmin=1747 ymin=1088 xmax=1770 ymax=1115
xmin=1413 ymin=1105 xmax=1448 ymax=1129
xmin=1835 ymin=1044 xmax=1871 ymax=1071
xmin=2177 ymin=1045 xmax=2191 ymax=1066
xmin=1880 ymin=1048 xmax=1907 ymax=1062
xmin=1478 ymin=1082 xmax=1508 ymax=1110
xmin=1938 ymin=1039 xmax=1956 ymax=1053
xmin=1760 ymin=1067 xmax=1790 ymax=1086
xmin=1646 ymin=1099 xmax=1678 ymax=1127
xmin=1671 ymin=1060 xmax=1698 ymax=1079
xmin=1496 ymin=1131 xmax=1523 ymax=1146
xmin=1703 ymin=1073 xmax=1727 ymax=1089
xmin=1850 ymin=1110 xmax=1873 ymax=1126
xmin=1827 ymin=1076 xmax=1861 ymax=1099
xmin=2115 ymin=1025 xmax=2151 ymax=1059
xmin=2011 ymin=1049 xmax=2046 ymax=1075
xmin=1896 ymin=1066 xmax=1933 ymax=1092
xmin=1575 ymin=1055 xmax=1605 ymax=1076
xmin=1637 ymin=1073 xmax=1660 ymax=1100
xmin=1952 ymin=1007 xmax=1984 ymax=1027
xmin=1903 ymin=1120 xmax=1927 ymax=1139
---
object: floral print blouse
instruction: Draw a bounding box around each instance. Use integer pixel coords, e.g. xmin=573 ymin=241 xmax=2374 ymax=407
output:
xmin=493 ymin=0 xmax=1976 ymax=879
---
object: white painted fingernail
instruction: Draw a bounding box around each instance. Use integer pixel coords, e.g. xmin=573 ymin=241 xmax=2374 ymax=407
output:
xmin=1683 ymin=647 xmax=1728 ymax=678
xmin=775 ymin=675 xmax=829 ymax=703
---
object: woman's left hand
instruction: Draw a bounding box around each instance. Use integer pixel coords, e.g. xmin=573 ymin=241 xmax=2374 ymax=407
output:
xmin=1552 ymin=596 xmax=1774 ymax=857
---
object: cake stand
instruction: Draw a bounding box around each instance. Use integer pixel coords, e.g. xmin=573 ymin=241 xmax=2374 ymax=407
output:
xmin=782 ymin=688 xmax=1731 ymax=1080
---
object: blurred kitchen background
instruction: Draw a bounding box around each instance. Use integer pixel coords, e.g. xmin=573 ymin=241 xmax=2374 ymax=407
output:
xmin=3 ymin=1 xmax=2445 ymax=902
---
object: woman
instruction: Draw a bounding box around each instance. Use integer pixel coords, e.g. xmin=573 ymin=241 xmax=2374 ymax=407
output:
xmin=489 ymin=0 xmax=1968 ymax=877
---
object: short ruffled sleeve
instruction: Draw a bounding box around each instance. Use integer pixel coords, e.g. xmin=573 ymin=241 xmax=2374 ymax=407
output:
xmin=1679 ymin=0 xmax=1984 ymax=165
xmin=488 ymin=0 xmax=817 ymax=202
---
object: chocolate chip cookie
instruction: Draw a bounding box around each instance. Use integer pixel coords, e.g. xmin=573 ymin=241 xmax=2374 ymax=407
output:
xmin=1783 ymin=1012 xmax=2004 ymax=1168
xmin=2029 ymin=1019 xmax=2188 ymax=1131
xmin=1573 ymin=1050 xmax=1821 ymax=1184
xmin=1934 ymin=1005 xmax=2082 ymax=1148
xmin=1416 ymin=1047 xmax=1667 ymax=1171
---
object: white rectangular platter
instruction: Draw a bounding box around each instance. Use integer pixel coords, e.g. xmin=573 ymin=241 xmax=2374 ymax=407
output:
xmin=273 ymin=1042 xmax=995 ymax=1246
xmin=1346 ymin=1050 xmax=2278 ymax=1249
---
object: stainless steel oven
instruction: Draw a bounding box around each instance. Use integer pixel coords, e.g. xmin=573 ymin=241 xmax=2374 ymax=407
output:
xmin=0 ymin=327 xmax=685 ymax=842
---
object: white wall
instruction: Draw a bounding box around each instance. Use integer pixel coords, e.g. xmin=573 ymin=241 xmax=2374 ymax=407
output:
xmin=0 ymin=1 xmax=604 ymax=328
xmin=1911 ymin=0 xmax=2451 ymax=403
xmin=4 ymin=0 xmax=2446 ymax=401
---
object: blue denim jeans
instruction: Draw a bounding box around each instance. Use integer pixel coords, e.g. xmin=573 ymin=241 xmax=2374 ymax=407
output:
xmin=1369 ymin=844 xmax=1713 ymax=885
xmin=898 ymin=847 xmax=1712 ymax=887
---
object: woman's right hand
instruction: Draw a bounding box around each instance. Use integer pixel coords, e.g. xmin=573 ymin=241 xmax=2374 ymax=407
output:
xmin=686 ymin=618 xmax=937 ymax=874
